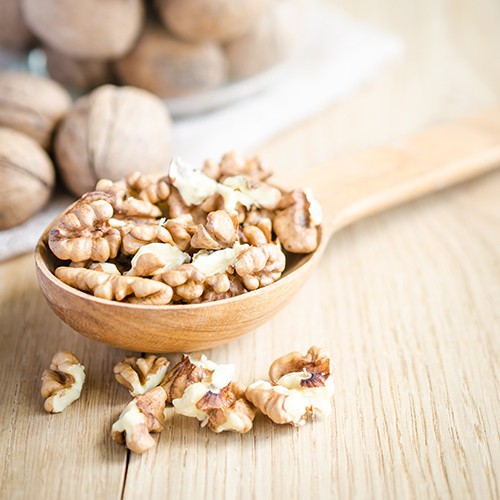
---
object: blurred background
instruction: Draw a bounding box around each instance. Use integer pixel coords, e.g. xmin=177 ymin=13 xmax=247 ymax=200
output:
xmin=0 ymin=0 xmax=499 ymax=256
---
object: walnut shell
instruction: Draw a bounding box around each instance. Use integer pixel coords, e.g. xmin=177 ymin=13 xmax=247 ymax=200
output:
xmin=55 ymin=85 xmax=172 ymax=196
xmin=156 ymin=0 xmax=272 ymax=43
xmin=224 ymin=0 xmax=302 ymax=81
xmin=22 ymin=0 xmax=144 ymax=59
xmin=0 ymin=71 xmax=72 ymax=149
xmin=115 ymin=26 xmax=227 ymax=99
xmin=0 ymin=0 xmax=35 ymax=52
xmin=0 ymin=128 xmax=55 ymax=230
xmin=44 ymin=47 xmax=114 ymax=92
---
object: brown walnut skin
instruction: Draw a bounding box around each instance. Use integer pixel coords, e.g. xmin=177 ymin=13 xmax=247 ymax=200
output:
xmin=202 ymin=382 xmax=256 ymax=433
xmin=0 ymin=71 xmax=72 ymax=149
xmin=115 ymin=26 xmax=228 ymax=99
xmin=112 ymin=386 xmax=167 ymax=454
xmin=55 ymin=85 xmax=172 ymax=196
xmin=156 ymin=0 xmax=272 ymax=43
xmin=0 ymin=128 xmax=55 ymax=230
xmin=22 ymin=0 xmax=144 ymax=59
xmin=161 ymin=355 xmax=207 ymax=404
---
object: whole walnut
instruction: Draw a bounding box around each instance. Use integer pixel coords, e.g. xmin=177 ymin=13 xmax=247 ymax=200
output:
xmin=156 ymin=0 xmax=272 ymax=43
xmin=115 ymin=26 xmax=227 ymax=99
xmin=0 ymin=128 xmax=55 ymax=230
xmin=55 ymin=85 xmax=172 ymax=196
xmin=0 ymin=0 xmax=35 ymax=52
xmin=22 ymin=0 xmax=144 ymax=59
xmin=0 ymin=71 xmax=72 ymax=149
xmin=44 ymin=47 xmax=114 ymax=93
xmin=224 ymin=0 xmax=302 ymax=81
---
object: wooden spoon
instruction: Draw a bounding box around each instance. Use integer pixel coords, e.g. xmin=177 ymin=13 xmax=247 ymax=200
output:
xmin=35 ymin=107 xmax=500 ymax=352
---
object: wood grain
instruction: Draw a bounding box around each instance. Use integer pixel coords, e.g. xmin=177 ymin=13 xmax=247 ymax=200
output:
xmin=1 ymin=0 xmax=500 ymax=499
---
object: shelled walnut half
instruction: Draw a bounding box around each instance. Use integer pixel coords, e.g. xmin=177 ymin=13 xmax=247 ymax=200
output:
xmin=111 ymin=386 xmax=167 ymax=454
xmin=246 ymin=346 xmax=334 ymax=426
xmin=114 ymin=355 xmax=170 ymax=396
xmin=172 ymin=362 xmax=255 ymax=433
xmin=41 ymin=351 xmax=85 ymax=413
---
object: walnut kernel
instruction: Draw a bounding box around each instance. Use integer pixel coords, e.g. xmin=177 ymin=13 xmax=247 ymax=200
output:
xmin=114 ymin=355 xmax=170 ymax=396
xmin=41 ymin=351 xmax=85 ymax=413
xmin=111 ymin=386 xmax=167 ymax=454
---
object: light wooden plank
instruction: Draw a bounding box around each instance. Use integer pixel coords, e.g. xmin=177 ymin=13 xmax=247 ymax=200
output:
xmin=1 ymin=0 xmax=500 ymax=498
xmin=0 ymin=255 xmax=130 ymax=500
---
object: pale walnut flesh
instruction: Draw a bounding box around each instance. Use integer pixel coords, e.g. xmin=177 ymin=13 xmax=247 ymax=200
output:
xmin=245 ymin=380 xmax=311 ymax=426
xmin=114 ymin=355 xmax=170 ymax=396
xmin=273 ymin=190 xmax=320 ymax=254
xmin=127 ymin=243 xmax=189 ymax=277
xmin=246 ymin=346 xmax=335 ymax=425
xmin=269 ymin=346 xmax=334 ymax=416
xmin=172 ymin=364 xmax=255 ymax=433
xmin=55 ymin=266 xmax=173 ymax=304
xmin=48 ymin=199 xmax=121 ymax=263
xmin=41 ymin=351 xmax=85 ymax=413
xmin=111 ymin=386 xmax=167 ymax=454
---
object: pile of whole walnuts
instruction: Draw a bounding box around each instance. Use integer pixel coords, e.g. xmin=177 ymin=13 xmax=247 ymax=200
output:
xmin=48 ymin=152 xmax=322 ymax=304
xmin=0 ymin=71 xmax=172 ymax=231
xmin=41 ymin=346 xmax=335 ymax=454
xmin=1 ymin=0 xmax=304 ymax=96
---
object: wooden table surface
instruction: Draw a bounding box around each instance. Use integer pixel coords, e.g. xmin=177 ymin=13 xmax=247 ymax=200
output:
xmin=1 ymin=1 xmax=499 ymax=499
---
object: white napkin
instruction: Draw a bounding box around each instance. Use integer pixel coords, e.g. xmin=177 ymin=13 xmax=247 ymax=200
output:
xmin=0 ymin=3 xmax=403 ymax=261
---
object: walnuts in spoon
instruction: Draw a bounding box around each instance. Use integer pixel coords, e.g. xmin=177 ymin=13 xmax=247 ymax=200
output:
xmin=48 ymin=152 xmax=322 ymax=304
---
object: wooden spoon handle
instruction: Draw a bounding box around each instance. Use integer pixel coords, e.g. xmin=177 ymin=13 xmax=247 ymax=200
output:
xmin=276 ymin=106 xmax=500 ymax=238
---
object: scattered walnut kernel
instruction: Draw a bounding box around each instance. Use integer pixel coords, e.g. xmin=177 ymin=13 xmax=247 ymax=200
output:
xmin=41 ymin=351 xmax=85 ymax=413
xmin=48 ymin=153 xmax=322 ymax=304
xmin=246 ymin=346 xmax=334 ymax=426
xmin=203 ymin=382 xmax=256 ymax=434
xmin=172 ymin=361 xmax=255 ymax=433
xmin=111 ymin=386 xmax=167 ymax=454
xmin=245 ymin=380 xmax=311 ymax=426
xmin=114 ymin=355 xmax=170 ymax=396
xmin=161 ymin=354 xmax=217 ymax=404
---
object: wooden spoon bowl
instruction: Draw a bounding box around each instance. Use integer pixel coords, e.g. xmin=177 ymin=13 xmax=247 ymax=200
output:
xmin=35 ymin=108 xmax=500 ymax=352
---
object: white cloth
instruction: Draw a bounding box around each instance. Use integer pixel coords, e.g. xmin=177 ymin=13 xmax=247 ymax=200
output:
xmin=0 ymin=3 xmax=403 ymax=261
